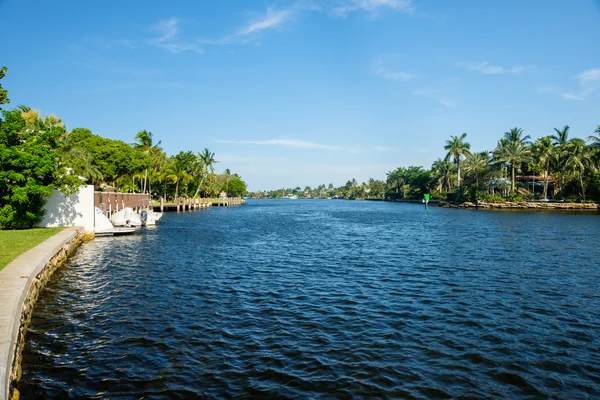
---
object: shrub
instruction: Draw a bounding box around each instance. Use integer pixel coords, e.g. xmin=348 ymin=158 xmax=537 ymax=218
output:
xmin=480 ymin=193 xmax=506 ymax=203
xmin=507 ymin=194 xmax=524 ymax=202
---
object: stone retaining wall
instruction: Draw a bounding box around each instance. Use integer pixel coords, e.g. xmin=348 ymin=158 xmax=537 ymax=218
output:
xmin=438 ymin=200 xmax=600 ymax=210
xmin=0 ymin=228 xmax=84 ymax=400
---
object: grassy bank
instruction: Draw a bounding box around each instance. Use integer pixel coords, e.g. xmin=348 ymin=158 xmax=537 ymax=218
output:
xmin=0 ymin=227 xmax=64 ymax=271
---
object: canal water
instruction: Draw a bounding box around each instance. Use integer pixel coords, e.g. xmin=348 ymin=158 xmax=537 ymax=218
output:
xmin=20 ymin=200 xmax=600 ymax=398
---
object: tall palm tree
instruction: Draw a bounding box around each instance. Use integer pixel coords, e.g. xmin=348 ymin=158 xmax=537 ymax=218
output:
xmin=551 ymin=125 xmax=570 ymax=195
xmin=463 ymin=151 xmax=490 ymax=191
xmin=493 ymin=140 xmax=531 ymax=194
xmin=193 ymin=148 xmax=219 ymax=198
xmin=225 ymin=168 xmax=231 ymax=195
xmin=444 ymin=133 xmax=471 ymax=188
xmin=533 ymin=136 xmax=556 ymax=200
xmin=503 ymin=127 xmax=531 ymax=145
xmin=551 ymin=125 xmax=570 ymax=146
xmin=563 ymin=139 xmax=597 ymax=200
xmin=134 ymin=130 xmax=161 ymax=194
xmin=588 ymin=125 xmax=600 ymax=150
xmin=431 ymin=158 xmax=454 ymax=191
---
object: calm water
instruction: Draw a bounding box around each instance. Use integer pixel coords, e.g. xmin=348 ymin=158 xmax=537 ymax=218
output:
xmin=20 ymin=200 xmax=600 ymax=399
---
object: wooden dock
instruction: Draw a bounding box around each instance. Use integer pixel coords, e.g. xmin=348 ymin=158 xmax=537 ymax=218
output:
xmin=153 ymin=197 xmax=243 ymax=212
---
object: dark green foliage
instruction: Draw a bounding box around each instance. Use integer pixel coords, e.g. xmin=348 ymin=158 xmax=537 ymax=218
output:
xmin=0 ymin=110 xmax=78 ymax=228
xmin=223 ymin=175 xmax=247 ymax=197
xmin=590 ymin=172 xmax=600 ymax=202
xmin=66 ymin=128 xmax=150 ymax=185
xmin=0 ymin=67 xmax=9 ymax=109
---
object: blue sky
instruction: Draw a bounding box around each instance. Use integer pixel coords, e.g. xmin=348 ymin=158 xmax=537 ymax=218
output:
xmin=2 ymin=0 xmax=600 ymax=190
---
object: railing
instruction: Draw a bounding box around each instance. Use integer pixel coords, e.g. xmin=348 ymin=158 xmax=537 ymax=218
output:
xmin=94 ymin=192 xmax=151 ymax=217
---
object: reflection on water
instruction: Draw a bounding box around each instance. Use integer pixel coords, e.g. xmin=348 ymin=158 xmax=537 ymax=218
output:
xmin=20 ymin=200 xmax=600 ymax=398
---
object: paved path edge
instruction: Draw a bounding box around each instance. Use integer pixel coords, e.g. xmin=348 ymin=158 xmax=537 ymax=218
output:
xmin=0 ymin=228 xmax=84 ymax=400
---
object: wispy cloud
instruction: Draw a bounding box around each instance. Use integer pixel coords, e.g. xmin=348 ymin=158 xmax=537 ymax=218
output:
xmin=539 ymin=67 xmax=600 ymax=101
xmin=576 ymin=68 xmax=600 ymax=85
xmin=330 ymin=0 xmax=415 ymax=17
xmin=458 ymin=61 xmax=535 ymax=75
xmin=412 ymin=88 xmax=456 ymax=108
xmin=149 ymin=17 xmax=204 ymax=53
xmin=372 ymin=57 xmax=416 ymax=81
xmin=199 ymin=7 xmax=294 ymax=45
xmin=373 ymin=145 xmax=400 ymax=152
xmin=216 ymin=138 xmax=360 ymax=153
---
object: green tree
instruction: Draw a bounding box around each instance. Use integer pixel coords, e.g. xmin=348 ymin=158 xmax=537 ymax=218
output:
xmin=493 ymin=139 xmax=531 ymax=194
xmin=0 ymin=67 xmax=9 ymax=110
xmin=431 ymin=158 xmax=455 ymax=192
xmin=563 ymin=138 xmax=596 ymax=200
xmin=169 ymin=151 xmax=195 ymax=200
xmin=533 ymin=136 xmax=556 ymax=199
xmin=134 ymin=130 xmax=161 ymax=194
xmin=0 ymin=109 xmax=79 ymax=228
xmin=193 ymin=148 xmax=218 ymax=198
xmin=444 ymin=133 xmax=471 ymax=189
xmin=463 ymin=151 xmax=490 ymax=192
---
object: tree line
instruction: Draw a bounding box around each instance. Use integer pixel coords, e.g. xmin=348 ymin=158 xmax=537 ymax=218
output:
xmin=0 ymin=67 xmax=246 ymax=229
xmin=253 ymin=126 xmax=600 ymax=203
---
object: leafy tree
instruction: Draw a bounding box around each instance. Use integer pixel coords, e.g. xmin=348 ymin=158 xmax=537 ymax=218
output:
xmin=134 ymin=130 xmax=161 ymax=193
xmin=533 ymin=136 xmax=556 ymax=199
xmin=193 ymin=148 xmax=218 ymax=198
xmin=463 ymin=151 xmax=490 ymax=192
xmin=444 ymin=133 xmax=471 ymax=189
xmin=431 ymin=158 xmax=454 ymax=192
xmin=563 ymin=138 xmax=596 ymax=200
xmin=0 ymin=109 xmax=79 ymax=228
xmin=493 ymin=139 xmax=531 ymax=194
xmin=0 ymin=67 xmax=9 ymax=109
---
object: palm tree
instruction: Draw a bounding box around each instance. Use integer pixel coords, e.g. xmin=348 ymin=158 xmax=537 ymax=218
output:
xmin=193 ymin=148 xmax=218 ymax=198
xmin=170 ymin=151 xmax=195 ymax=201
xmin=225 ymin=168 xmax=231 ymax=195
xmin=134 ymin=130 xmax=161 ymax=194
xmin=587 ymin=125 xmax=600 ymax=150
xmin=463 ymin=151 xmax=490 ymax=191
xmin=493 ymin=140 xmax=531 ymax=194
xmin=551 ymin=125 xmax=570 ymax=146
xmin=551 ymin=125 xmax=571 ymax=195
xmin=431 ymin=158 xmax=454 ymax=191
xmin=533 ymin=136 xmax=556 ymax=200
xmin=503 ymin=127 xmax=531 ymax=145
xmin=563 ymin=139 xmax=597 ymax=200
xmin=444 ymin=133 xmax=471 ymax=189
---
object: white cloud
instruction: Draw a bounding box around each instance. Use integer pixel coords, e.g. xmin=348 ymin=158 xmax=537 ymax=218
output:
xmin=539 ymin=67 xmax=600 ymax=101
xmin=373 ymin=145 xmax=399 ymax=152
xmin=199 ymin=7 xmax=294 ymax=45
xmin=149 ymin=17 xmax=204 ymax=53
xmin=458 ymin=62 xmax=535 ymax=75
xmin=372 ymin=57 xmax=416 ymax=81
xmin=576 ymin=68 xmax=600 ymax=85
xmin=412 ymin=88 xmax=456 ymax=108
xmin=216 ymin=138 xmax=361 ymax=153
xmin=331 ymin=0 xmax=415 ymax=17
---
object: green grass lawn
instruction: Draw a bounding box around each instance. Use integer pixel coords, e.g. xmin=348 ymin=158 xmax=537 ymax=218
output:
xmin=0 ymin=227 xmax=64 ymax=271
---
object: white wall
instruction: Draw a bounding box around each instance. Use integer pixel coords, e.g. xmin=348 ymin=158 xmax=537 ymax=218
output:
xmin=39 ymin=185 xmax=94 ymax=232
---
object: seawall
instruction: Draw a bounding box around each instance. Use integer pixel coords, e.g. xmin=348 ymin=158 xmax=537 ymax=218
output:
xmin=0 ymin=228 xmax=84 ymax=400
xmin=438 ymin=200 xmax=600 ymax=210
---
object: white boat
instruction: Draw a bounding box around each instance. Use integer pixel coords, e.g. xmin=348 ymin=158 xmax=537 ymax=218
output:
xmin=285 ymin=194 xmax=298 ymax=200
xmin=94 ymin=207 xmax=136 ymax=236
xmin=110 ymin=207 xmax=143 ymax=227
xmin=139 ymin=209 xmax=163 ymax=226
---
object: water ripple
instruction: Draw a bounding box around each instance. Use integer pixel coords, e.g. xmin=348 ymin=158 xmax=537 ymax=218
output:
xmin=20 ymin=200 xmax=600 ymax=399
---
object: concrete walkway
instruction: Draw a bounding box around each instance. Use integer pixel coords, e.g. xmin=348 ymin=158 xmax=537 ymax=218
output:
xmin=0 ymin=228 xmax=78 ymax=400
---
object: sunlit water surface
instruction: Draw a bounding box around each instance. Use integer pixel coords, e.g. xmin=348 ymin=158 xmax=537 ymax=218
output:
xmin=20 ymin=200 xmax=600 ymax=398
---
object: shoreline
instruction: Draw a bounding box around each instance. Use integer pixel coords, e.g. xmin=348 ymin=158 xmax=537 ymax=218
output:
xmin=0 ymin=228 xmax=85 ymax=400
xmin=438 ymin=200 xmax=600 ymax=211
